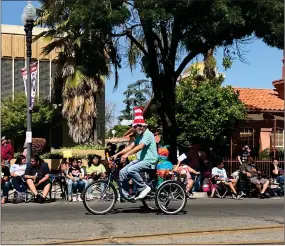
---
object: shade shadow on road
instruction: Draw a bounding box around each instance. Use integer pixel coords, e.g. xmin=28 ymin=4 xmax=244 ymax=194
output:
xmin=84 ymin=206 xmax=187 ymax=215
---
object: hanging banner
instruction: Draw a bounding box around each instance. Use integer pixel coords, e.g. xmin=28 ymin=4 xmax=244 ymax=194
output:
xmin=21 ymin=62 xmax=38 ymax=110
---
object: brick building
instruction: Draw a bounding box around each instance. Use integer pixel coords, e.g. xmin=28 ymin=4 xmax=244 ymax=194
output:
xmin=1 ymin=24 xmax=105 ymax=148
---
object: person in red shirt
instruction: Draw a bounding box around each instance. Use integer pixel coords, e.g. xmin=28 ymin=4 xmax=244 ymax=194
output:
xmin=1 ymin=136 xmax=14 ymax=167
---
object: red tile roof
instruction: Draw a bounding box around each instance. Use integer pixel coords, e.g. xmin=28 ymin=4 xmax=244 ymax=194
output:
xmin=235 ymin=88 xmax=284 ymax=111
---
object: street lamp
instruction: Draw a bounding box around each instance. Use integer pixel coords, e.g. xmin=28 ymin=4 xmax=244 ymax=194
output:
xmin=111 ymin=130 xmax=116 ymax=138
xmin=22 ymin=1 xmax=37 ymax=164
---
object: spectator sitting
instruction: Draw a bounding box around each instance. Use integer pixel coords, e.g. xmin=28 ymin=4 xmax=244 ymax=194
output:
xmin=175 ymin=154 xmax=200 ymax=199
xmin=24 ymin=155 xmax=51 ymax=203
xmin=77 ymin=158 xmax=88 ymax=192
xmin=66 ymin=159 xmax=85 ymax=202
xmin=240 ymin=157 xmax=270 ymax=199
xmin=86 ymin=155 xmax=106 ymax=199
xmin=211 ymin=158 xmax=240 ymax=199
xmin=1 ymin=159 xmax=11 ymax=204
xmin=1 ymin=136 xmax=14 ymax=167
xmin=58 ymin=158 xmax=70 ymax=173
xmin=271 ymin=159 xmax=284 ymax=184
xmin=10 ymin=155 xmax=27 ymax=203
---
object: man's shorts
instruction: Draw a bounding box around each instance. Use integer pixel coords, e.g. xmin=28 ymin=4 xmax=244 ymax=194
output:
xmin=250 ymin=177 xmax=268 ymax=185
xmin=36 ymin=180 xmax=51 ymax=190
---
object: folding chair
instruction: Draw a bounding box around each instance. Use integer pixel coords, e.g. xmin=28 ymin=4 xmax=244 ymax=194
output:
xmin=213 ymin=181 xmax=230 ymax=199
xmin=50 ymin=176 xmax=68 ymax=201
xmin=238 ymin=173 xmax=256 ymax=198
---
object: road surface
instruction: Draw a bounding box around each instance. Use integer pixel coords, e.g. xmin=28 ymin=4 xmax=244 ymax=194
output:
xmin=1 ymin=198 xmax=284 ymax=244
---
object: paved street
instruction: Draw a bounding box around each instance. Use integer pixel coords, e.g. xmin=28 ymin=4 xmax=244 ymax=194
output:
xmin=1 ymin=198 xmax=284 ymax=245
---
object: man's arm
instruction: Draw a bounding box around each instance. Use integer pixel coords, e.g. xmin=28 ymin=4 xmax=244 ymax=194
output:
xmin=113 ymin=143 xmax=135 ymax=157
xmin=36 ymin=174 xmax=50 ymax=185
xmin=24 ymin=166 xmax=36 ymax=180
xmin=125 ymin=143 xmax=145 ymax=157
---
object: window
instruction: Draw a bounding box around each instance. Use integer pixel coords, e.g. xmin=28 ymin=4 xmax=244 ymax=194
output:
xmin=14 ymin=59 xmax=25 ymax=93
xmin=1 ymin=59 xmax=13 ymax=98
xmin=271 ymin=128 xmax=284 ymax=148
xmin=240 ymin=128 xmax=254 ymax=148
xmin=39 ymin=61 xmax=50 ymax=99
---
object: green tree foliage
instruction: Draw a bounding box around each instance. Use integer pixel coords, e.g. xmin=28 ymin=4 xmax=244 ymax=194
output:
xmin=119 ymin=79 xmax=152 ymax=120
xmin=37 ymin=0 xmax=283 ymax=159
xmin=106 ymin=125 xmax=130 ymax=138
xmin=36 ymin=0 xmax=129 ymax=143
xmin=1 ymin=93 xmax=56 ymax=139
xmin=176 ymin=69 xmax=247 ymax=144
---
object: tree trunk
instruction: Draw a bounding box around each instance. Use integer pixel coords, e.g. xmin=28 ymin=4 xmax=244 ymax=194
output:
xmin=93 ymin=118 xmax=98 ymax=145
xmin=153 ymin=75 xmax=177 ymax=163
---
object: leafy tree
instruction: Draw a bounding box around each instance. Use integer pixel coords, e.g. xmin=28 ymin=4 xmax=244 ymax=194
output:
xmin=37 ymin=0 xmax=283 ymax=160
xmin=35 ymin=0 xmax=129 ymax=144
xmin=1 ymin=93 xmax=56 ymax=147
xmin=176 ymin=68 xmax=247 ymax=145
xmin=116 ymin=0 xmax=283 ymax=160
xmin=119 ymin=79 xmax=152 ymax=120
xmin=106 ymin=125 xmax=130 ymax=138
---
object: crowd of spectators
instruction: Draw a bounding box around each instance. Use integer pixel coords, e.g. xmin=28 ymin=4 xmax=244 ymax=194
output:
xmin=1 ymin=140 xmax=284 ymax=204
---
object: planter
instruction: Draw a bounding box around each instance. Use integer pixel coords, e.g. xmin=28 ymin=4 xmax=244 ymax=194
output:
xmin=51 ymin=149 xmax=105 ymax=158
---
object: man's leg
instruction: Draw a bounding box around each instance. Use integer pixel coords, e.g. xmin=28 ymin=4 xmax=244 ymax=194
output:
xmin=127 ymin=160 xmax=152 ymax=198
xmin=26 ymin=179 xmax=39 ymax=196
xmin=260 ymin=179 xmax=269 ymax=194
xmin=41 ymin=182 xmax=51 ymax=198
xmin=119 ymin=161 xmax=139 ymax=197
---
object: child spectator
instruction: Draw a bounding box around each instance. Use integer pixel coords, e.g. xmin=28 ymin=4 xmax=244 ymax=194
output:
xmin=66 ymin=159 xmax=85 ymax=202
xmin=86 ymin=155 xmax=106 ymax=199
xmin=1 ymin=159 xmax=11 ymax=204
xmin=10 ymin=155 xmax=27 ymax=203
xmin=175 ymin=148 xmax=200 ymax=199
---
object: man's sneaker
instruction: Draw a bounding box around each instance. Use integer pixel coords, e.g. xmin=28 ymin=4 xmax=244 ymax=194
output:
xmin=72 ymin=195 xmax=77 ymax=202
xmin=239 ymin=191 xmax=246 ymax=197
xmin=264 ymin=192 xmax=270 ymax=198
xmin=187 ymin=192 xmax=196 ymax=199
xmin=40 ymin=196 xmax=46 ymax=204
xmin=35 ymin=194 xmax=42 ymax=203
xmin=258 ymin=193 xmax=265 ymax=199
xmin=232 ymin=193 xmax=237 ymax=199
xmin=136 ymin=185 xmax=151 ymax=200
xmin=77 ymin=194 xmax=83 ymax=202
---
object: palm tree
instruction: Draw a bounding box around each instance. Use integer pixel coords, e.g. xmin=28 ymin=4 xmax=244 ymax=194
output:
xmin=35 ymin=0 xmax=126 ymax=143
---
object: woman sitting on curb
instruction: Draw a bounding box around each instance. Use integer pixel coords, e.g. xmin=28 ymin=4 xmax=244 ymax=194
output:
xmin=10 ymin=155 xmax=27 ymax=203
xmin=66 ymin=159 xmax=85 ymax=202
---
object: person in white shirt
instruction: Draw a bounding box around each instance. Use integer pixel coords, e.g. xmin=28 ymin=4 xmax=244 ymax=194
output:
xmin=10 ymin=155 xmax=27 ymax=193
xmin=211 ymin=158 xmax=240 ymax=199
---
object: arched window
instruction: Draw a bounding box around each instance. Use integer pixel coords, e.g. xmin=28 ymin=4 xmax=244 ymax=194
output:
xmin=240 ymin=128 xmax=254 ymax=148
xmin=271 ymin=128 xmax=284 ymax=148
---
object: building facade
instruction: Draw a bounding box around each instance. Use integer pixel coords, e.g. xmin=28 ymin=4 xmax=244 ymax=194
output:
xmin=1 ymin=24 xmax=105 ymax=147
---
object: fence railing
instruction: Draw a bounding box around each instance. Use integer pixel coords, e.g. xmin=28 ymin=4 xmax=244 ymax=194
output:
xmin=221 ymin=157 xmax=284 ymax=176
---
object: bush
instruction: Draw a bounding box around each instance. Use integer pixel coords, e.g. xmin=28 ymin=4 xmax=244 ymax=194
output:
xmin=32 ymin=138 xmax=47 ymax=155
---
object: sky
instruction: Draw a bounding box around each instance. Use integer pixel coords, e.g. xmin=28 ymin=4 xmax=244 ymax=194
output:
xmin=2 ymin=1 xmax=283 ymax=121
